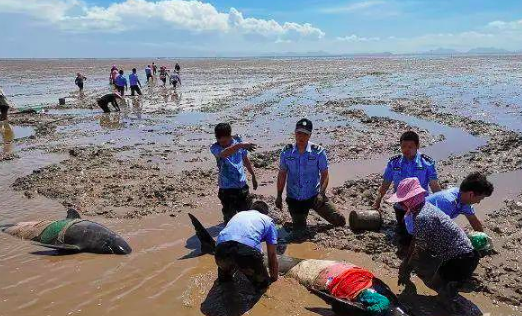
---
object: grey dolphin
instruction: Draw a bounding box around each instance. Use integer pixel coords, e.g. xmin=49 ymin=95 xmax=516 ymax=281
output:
xmin=187 ymin=213 xmax=411 ymax=316
xmin=1 ymin=209 xmax=131 ymax=255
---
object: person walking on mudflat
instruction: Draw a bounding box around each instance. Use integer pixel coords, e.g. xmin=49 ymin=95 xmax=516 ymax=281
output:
xmin=210 ymin=123 xmax=258 ymax=223
xmin=275 ymin=119 xmax=346 ymax=239
xmin=0 ymin=88 xmax=12 ymax=121
xmin=373 ymin=131 xmax=441 ymax=240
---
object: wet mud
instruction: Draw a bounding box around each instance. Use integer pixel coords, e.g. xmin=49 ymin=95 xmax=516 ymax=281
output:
xmin=1 ymin=57 xmax=522 ymax=316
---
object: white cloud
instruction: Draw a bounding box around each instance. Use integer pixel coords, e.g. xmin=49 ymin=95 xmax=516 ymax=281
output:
xmin=0 ymin=0 xmax=324 ymax=41
xmin=487 ymin=19 xmax=522 ymax=31
xmin=336 ymin=34 xmax=380 ymax=42
xmin=321 ymin=1 xmax=385 ymax=14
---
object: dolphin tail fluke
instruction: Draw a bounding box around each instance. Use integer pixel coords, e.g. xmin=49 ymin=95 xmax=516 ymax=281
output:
xmin=187 ymin=213 xmax=216 ymax=255
xmin=32 ymin=242 xmax=82 ymax=252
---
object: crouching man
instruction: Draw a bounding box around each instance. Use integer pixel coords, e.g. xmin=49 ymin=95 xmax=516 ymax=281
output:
xmin=390 ymin=178 xmax=479 ymax=312
xmin=215 ymin=201 xmax=278 ymax=293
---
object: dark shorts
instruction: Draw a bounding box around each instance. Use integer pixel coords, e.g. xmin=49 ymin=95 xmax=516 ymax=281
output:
xmin=130 ymin=85 xmax=142 ymax=96
xmin=439 ymin=251 xmax=480 ymax=282
xmin=215 ymin=240 xmax=269 ymax=290
xmin=172 ymin=81 xmax=177 ymax=88
xmin=146 ymin=74 xmax=153 ymax=81
xmin=218 ymin=185 xmax=251 ymax=223
xmin=116 ymin=86 xmax=124 ymax=96
xmin=77 ymin=83 xmax=84 ymax=90
xmin=160 ymin=77 xmax=166 ymax=84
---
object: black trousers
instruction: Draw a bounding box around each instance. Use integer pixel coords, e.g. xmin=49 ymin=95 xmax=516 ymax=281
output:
xmin=439 ymin=251 xmax=480 ymax=282
xmin=286 ymin=195 xmax=345 ymax=232
xmin=116 ymin=86 xmax=125 ymax=96
xmin=215 ymin=241 xmax=270 ymax=290
xmin=130 ymin=85 xmax=142 ymax=96
xmin=217 ymin=185 xmax=251 ymax=223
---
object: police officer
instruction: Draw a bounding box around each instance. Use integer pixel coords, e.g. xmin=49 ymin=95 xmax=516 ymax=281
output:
xmin=210 ymin=123 xmax=258 ymax=223
xmin=373 ymin=130 xmax=441 ymax=236
xmin=275 ymin=119 xmax=346 ymax=238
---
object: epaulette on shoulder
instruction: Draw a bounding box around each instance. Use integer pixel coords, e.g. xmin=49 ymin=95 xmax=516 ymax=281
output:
xmin=421 ymin=154 xmax=435 ymax=163
xmin=283 ymin=144 xmax=293 ymax=151
xmin=389 ymin=154 xmax=402 ymax=161
xmin=311 ymin=144 xmax=324 ymax=152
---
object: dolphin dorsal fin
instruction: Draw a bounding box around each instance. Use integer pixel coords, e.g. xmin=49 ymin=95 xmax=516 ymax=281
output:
xmin=66 ymin=209 xmax=81 ymax=220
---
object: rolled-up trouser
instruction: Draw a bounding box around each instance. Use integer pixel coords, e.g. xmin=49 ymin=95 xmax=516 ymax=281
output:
xmin=438 ymin=251 xmax=480 ymax=282
xmin=286 ymin=195 xmax=346 ymax=233
xmin=215 ymin=240 xmax=270 ymax=290
xmin=217 ymin=185 xmax=251 ymax=223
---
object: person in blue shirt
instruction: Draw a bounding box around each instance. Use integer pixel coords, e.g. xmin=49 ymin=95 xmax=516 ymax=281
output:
xmin=276 ymin=119 xmax=345 ymax=238
xmin=426 ymin=172 xmax=493 ymax=232
xmin=114 ymin=70 xmax=127 ymax=97
xmin=210 ymin=123 xmax=258 ymax=223
xmin=373 ymin=131 xmax=442 ymax=237
xmin=129 ymin=68 xmax=142 ymax=96
xmin=215 ymin=201 xmax=278 ymax=293
xmin=145 ymin=65 xmax=153 ymax=83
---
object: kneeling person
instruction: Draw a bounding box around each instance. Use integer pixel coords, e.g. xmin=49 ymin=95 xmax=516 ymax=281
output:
xmin=215 ymin=201 xmax=279 ymax=292
xmin=391 ymin=178 xmax=479 ymax=299
xmin=276 ymin=119 xmax=346 ymax=238
xmin=96 ymin=93 xmax=122 ymax=113
xmin=426 ymin=172 xmax=493 ymax=232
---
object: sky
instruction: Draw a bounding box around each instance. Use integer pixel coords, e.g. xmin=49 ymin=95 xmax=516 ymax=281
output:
xmin=2 ymin=0 xmax=522 ymax=57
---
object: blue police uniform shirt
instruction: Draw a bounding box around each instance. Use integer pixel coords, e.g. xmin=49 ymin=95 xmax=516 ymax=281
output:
xmin=145 ymin=67 xmax=152 ymax=75
xmin=115 ymin=75 xmax=127 ymax=87
xmin=426 ymin=187 xmax=475 ymax=219
xmin=383 ymin=152 xmax=437 ymax=210
xmin=383 ymin=152 xmax=437 ymax=190
xmin=217 ymin=210 xmax=278 ymax=252
xmin=210 ymin=137 xmax=248 ymax=189
xmin=279 ymin=142 xmax=328 ymax=201
xmin=129 ymin=73 xmax=139 ymax=86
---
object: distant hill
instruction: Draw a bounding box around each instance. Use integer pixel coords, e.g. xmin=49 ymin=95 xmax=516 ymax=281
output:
xmin=423 ymin=48 xmax=460 ymax=55
xmin=466 ymin=47 xmax=512 ymax=54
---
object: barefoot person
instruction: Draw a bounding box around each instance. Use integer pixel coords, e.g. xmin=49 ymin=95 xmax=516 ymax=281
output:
xmin=129 ymin=68 xmax=142 ymax=96
xmin=159 ymin=66 xmax=168 ymax=87
xmin=426 ymin=172 xmax=493 ymax=232
xmin=74 ymin=73 xmax=87 ymax=93
xmin=0 ymin=88 xmax=12 ymax=121
xmin=392 ymin=178 xmax=480 ymax=311
xmin=373 ymin=131 xmax=441 ymax=238
xmin=145 ymin=65 xmax=153 ymax=83
xmin=170 ymin=71 xmax=181 ymax=90
xmin=114 ymin=70 xmax=127 ymax=96
xmin=215 ymin=201 xmax=278 ymax=293
xmin=210 ymin=123 xmax=258 ymax=223
xmin=96 ymin=93 xmax=122 ymax=113
xmin=276 ymin=119 xmax=346 ymax=239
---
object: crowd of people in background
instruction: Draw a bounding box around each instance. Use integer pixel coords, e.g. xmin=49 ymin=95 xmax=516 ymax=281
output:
xmin=83 ymin=62 xmax=183 ymax=113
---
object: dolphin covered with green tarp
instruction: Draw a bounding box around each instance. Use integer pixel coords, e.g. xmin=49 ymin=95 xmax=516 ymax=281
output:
xmin=1 ymin=209 xmax=131 ymax=254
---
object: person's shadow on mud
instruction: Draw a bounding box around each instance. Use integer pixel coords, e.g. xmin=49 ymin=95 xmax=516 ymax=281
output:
xmin=200 ymin=276 xmax=263 ymax=316
xmin=398 ymin=290 xmax=483 ymax=316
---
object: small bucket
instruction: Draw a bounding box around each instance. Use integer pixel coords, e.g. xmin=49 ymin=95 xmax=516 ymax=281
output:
xmin=349 ymin=210 xmax=382 ymax=231
xmin=59 ymin=98 xmax=66 ymax=105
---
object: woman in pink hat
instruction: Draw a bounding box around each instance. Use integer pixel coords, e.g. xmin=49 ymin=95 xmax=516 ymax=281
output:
xmin=390 ymin=178 xmax=479 ymax=309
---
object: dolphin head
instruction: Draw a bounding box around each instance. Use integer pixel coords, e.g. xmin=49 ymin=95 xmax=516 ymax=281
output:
xmin=106 ymin=234 xmax=132 ymax=254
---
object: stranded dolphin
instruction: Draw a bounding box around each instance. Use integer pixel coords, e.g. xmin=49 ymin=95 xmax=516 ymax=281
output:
xmin=1 ymin=209 xmax=132 ymax=254
xmin=188 ymin=213 xmax=411 ymax=316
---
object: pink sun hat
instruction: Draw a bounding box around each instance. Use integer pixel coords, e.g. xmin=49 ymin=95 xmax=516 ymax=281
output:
xmin=387 ymin=177 xmax=426 ymax=203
